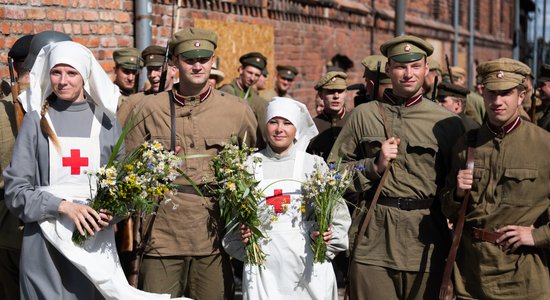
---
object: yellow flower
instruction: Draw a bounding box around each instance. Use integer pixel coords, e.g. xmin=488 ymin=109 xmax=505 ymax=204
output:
xmin=227 ymin=182 xmax=236 ymax=191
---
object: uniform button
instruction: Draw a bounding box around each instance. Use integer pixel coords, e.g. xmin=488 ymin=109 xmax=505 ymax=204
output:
xmin=190 ymin=143 xmax=195 ymax=148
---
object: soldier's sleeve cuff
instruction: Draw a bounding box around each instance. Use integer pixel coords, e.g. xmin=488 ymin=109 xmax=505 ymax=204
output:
xmin=532 ymin=226 xmax=550 ymax=248
xmin=363 ymin=157 xmax=381 ymax=181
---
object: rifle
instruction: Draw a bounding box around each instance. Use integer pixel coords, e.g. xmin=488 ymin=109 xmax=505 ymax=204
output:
xmin=431 ymin=74 xmax=439 ymax=101
xmin=373 ymin=61 xmax=381 ymax=101
xmin=157 ymin=44 xmax=170 ymax=93
xmin=134 ymin=55 xmax=141 ymax=93
xmin=445 ymin=54 xmax=454 ymax=84
xmin=8 ymin=57 xmax=25 ymax=131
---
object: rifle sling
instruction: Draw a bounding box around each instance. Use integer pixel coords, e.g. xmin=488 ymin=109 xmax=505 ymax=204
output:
xmin=439 ymin=130 xmax=477 ymax=300
xmin=344 ymin=102 xmax=393 ymax=300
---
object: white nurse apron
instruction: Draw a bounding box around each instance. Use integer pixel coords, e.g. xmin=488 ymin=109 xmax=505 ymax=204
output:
xmin=243 ymin=151 xmax=338 ymax=300
xmin=37 ymin=108 xmax=189 ymax=300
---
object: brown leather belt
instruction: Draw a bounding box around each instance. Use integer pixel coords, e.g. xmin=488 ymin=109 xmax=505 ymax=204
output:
xmin=175 ymin=184 xmax=212 ymax=197
xmin=368 ymin=197 xmax=434 ymax=211
xmin=472 ymin=227 xmax=504 ymax=244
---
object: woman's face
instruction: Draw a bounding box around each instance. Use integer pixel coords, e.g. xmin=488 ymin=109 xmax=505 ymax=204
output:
xmin=266 ymin=117 xmax=296 ymax=154
xmin=50 ymin=64 xmax=85 ymax=102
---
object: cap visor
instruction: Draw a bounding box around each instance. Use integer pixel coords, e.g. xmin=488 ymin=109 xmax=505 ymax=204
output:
xmin=280 ymin=74 xmax=295 ymax=80
xmin=484 ymin=82 xmax=519 ymax=91
xmin=390 ymin=53 xmax=425 ymax=63
xmin=181 ymin=49 xmax=213 ymax=59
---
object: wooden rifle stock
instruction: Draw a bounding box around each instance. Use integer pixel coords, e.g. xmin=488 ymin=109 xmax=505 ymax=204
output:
xmin=530 ymin=87 xmax=537 ymax=123
xmin=157 ymin=45 xmax=170 ymax=93
xmin=373 ymin=61 xmax=381 ymax=101
xmin=431 ymin=75 xmax=439 ymax=101
xmin=8 ymin=57 xmax=25 ymax=131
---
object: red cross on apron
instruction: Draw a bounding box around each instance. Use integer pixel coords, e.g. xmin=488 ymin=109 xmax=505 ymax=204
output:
xmin=62 ymin=149 xmax=89 ymax=175
xmin=266 ymin=189 xmax=290 ymax=214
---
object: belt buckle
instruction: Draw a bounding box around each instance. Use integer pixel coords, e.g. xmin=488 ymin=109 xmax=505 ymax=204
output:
xmin=396 ymin=198 xmax=409 ymax=210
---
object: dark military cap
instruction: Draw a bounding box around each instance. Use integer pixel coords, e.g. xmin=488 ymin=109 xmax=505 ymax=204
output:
xmin=170 ymin=27 xmax=218 ymax=59
xmin=539 ymin=64 xmax=550 ymax=83
xmin=437 ymin=81 xmax=470 ymax=100
xmin=8 ymin=35 xmax=34 ymax=62
xmin=113 ymin=48 xmax=144 ymax=70
xmin=239 ymin=52 xmax=267 ymax=71
xmin=361 ymin=55 xmax=391 ymax=84
xmin=380 ymin=35 xmax=434 ymax=63
xmin=276 ymin=65 xmax=298 ymax=80
xmin=142 ymin=45 xmax=166 ymax=67
xmin=262 ymin=68 xmax=269 ymax=77
xmin=477 ymin=58 xmax=531 ymax=91
xmin=314 ymin=71 xmax=347 ymax=91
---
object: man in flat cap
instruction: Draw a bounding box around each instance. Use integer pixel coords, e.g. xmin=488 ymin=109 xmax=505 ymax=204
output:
xmin=0 ymin=34 xmax=35 ymax=300
xmin=307 ymin=71 xmax=349 ymax=161
xmin=122 ymin=27 xmax=257 ymax=299
xmin=261 ymin=65 xmax=298 ymax=100
xmin=220 ymin=52 xmax=269 ymax=148
xmin=142 ymin=45 xmax=178 ymax=94
xmin=447 ymin=65 xmax=486 ymax=125
xmin=442 ymin=57 xmax=550 ymax=299
xmin=113 ymin=47 xmax=143 ymax=104
xmin=436 ymin=81 xmax=479 ymax=132
xmin=329 ymin=35 xmax=464 ymax=299
xmin=536 ymin=64 xmax=550 ymax=131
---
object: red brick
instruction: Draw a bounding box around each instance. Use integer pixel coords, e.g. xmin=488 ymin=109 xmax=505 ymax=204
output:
xmin=1 ymin=23 xmax=10 ymax=35
xmin=97 ymin=23 xmax=113 ymax=34
xmin=83 ymin=10 xmax=99 ymax=21
xmin=114 ymin=12 xmax=130 ymax=23
xmin=46 ymin=9 xmax=65 ymax=20
xmin=100 ymin=36 xmax=117 ymax=47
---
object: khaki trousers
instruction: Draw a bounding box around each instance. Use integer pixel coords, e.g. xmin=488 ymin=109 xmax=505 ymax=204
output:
xmin=140 ymin=254 xmax=234 ymax=300
xmin=350 ymin=262 xmax=441 ymax=300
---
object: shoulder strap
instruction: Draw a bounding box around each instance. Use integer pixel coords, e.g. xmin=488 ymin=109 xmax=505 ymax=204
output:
xmin=439 ymin=129 xmax=477 ymax=300
xmin=169 ymin=90 xmax=176 ymax=152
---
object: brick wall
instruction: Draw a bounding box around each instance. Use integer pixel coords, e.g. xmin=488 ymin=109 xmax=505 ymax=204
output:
xmin=1 ymin=0 xmax=515 ymax=111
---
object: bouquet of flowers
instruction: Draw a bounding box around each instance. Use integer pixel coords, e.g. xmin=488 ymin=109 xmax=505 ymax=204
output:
xmin=211 ymin=142 xmax=267 ymax=266
xmin=302 ymin=160 xmax=359 ymax=263
xmin=72 ymin=140 xmax=180 ymax=245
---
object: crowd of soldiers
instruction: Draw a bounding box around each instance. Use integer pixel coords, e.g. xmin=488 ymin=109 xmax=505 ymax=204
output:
xmin=2 ymin=26 xmax=550 ymax=300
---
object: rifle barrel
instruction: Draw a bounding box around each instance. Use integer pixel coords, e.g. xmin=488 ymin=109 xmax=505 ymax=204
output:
xmin=445 ymin=54 xmax=454 ymax=84
xmin=373 ymin=61 xmax=381 ymax=101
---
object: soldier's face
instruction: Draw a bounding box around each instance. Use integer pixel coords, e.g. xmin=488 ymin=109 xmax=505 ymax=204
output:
xmin=147 ymin=66 xmax=163 ymax=92
xmin=483 ymin=87 xmax=525 ymax=127
xmin=276 ymin=75 xmax=294 ymax=92
xmin=114 ymin=66 xmax=137 ymax=92
xmin=50 ymin=64 xmax=85 ymax=102
xmin=538 ymin=81 xmax=550 ymax=103
xmin=239 ymin=66 xmax=262 ymax=88
xmin=319 ymin=88 xmax=346 ymax=115
xmin=176 ymin=54 xmax=214 ymax=87
xmin=386 ymin=58 xmax=429 ymax=98
xmin=266 ymin=117 xmax=296 ymax=155
xmin=438 ymin=96 xmax=462 ymax=113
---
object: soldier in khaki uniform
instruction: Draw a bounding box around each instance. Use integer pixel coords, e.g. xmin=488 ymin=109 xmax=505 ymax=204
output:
xmin=142 ymin=45 xmax=177 ymax=94
xmin=122 ymin=28 xmax=258 ymax=299
xmin=220 ymin=52 xmax=269 ymax=148
xmin=442 ymin=57 xmax=550 ymax=299
xmin=307 ymin=71 xmax=349 ymax=161
xmin=361 ymin=55 xmax=393 ymax=103
xmin=261 ymin=65 xmax=298 ymax=100
xmin=451 ymin=65 xmax=486 ymax=125
xmin=113 ymin=47 xmax=143 ymax=105
xmin=253 ymin=68 xmax=269 ymax=93
xmin=436 ymin=81 xmax=480 ymax=132
xmin=329 ymin=35 xmax=464 ymax=299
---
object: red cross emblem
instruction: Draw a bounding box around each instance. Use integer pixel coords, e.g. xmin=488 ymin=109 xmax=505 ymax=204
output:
xmin=266 ymin=189 xmax=290 ymax=214
xmin=62 ymin=149 xmax=89 ymax=175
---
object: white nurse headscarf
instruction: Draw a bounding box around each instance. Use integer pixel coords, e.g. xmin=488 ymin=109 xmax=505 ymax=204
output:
xmin=265 ymin=97 xmax=318 ymax=152
xmin=24 ymin=41 xmax=120 ymax=118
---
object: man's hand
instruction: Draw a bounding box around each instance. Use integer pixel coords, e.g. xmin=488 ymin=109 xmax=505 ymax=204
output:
xmin=495 ymin=225 xmax=535 ymax=252
xmin=455 ymin=169 xmax=473 ymax=198
xmin=375 ymin=137 xmax=400 ymax=174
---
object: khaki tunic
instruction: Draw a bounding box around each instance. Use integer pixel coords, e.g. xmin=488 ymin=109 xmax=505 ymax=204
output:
xmin=328 ymin=93 xmax=464 ymax=272
xmin=124 ymin=87 xmax=258 ymax=256
xmin=308 ymin=112 xmax=349 ymax=161
xmin=442 ymin=121 xmax=550 ymax=300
